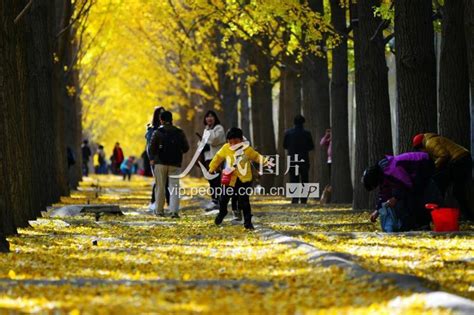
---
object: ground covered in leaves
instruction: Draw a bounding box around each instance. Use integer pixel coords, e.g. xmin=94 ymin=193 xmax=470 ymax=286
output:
xmin=0 ymin=175 xmax=471 ymax=314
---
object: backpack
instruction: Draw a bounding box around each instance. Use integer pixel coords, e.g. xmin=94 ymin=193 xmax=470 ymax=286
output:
xmin=157 ymin=127 xmax=183 ymax=164
xmin=145 ymin=126 xmax=156 ymax=154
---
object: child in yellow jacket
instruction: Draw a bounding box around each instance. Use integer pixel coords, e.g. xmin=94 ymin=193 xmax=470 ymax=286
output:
xmin=209 ymin=127 xmax=267 ymax=230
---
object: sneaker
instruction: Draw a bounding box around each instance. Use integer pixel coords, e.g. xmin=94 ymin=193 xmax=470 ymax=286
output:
xmin=215 ymin=213 xmax=226 ymax=226
xmin=244 ymin=222 xmax=255 ymax=230
xmin=205 ymin=201 xmax=219 ymax=212
xmin=148 ymin=202 xmax=156 ymax=211
xmin=155 ymin=211 xmax=165 ymax=217
xmin=171 ymin=213 xmax=180 ymax=219
xmin=232 ymin=210 xmax=242 ymax=221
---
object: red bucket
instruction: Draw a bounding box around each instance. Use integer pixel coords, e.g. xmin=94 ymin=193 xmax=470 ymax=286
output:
xmin=426 ymin=204 xmax=460 ymax=232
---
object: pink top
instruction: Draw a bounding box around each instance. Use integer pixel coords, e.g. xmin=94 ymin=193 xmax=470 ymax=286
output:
xmin=320 ymin=133 xmax=332 ymax=163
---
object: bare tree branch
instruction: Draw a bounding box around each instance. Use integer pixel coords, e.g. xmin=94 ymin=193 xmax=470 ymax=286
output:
xmin=56 ymin=0 xmax=94 ymax=38
xmin=14 ymin=0 xmax=33 ymax=24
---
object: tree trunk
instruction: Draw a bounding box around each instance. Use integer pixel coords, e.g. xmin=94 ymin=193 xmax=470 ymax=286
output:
xmin=0 ymin=0 xmax=19 ymax=236
xmin=249 ymin=38 xmax=276 ymax=189
xmin=358 ymin=0 xmax=393 ymax=165
xmin=63 ymin=38 xmax=82 ymax=189
xmin=216 ymin=30 xmax=239 ymax=129
xmin=279 ymin=53 xmax=300 ymax=187
xmin=281 ymin=62 xmax=300 ymax=131
xmin=180 ymin=77 xmax=201 ymax=177
xmin=395 ymin=0 xmax=437 ymax=153
xmin=439 ymin=0 xmax=470 ymax=149
xmin=304 ymin=0 xmax=331 ymax=190
xmin=330 ymin=0 xmax=352 ymax=203
xmin=464 ymin=0 xmax=474 ymax=151
xmin=53 ymin=0 xmax=74 ymax=198
xmin=350 ymin=1 xmax=370 ymax=210
xmin=26 ymin=0 xmax=57 ymax=210
xmin=0 ymin=0 xmax=34 ymax=229
xmin=239 ymin=43 xmax=251 ymax=140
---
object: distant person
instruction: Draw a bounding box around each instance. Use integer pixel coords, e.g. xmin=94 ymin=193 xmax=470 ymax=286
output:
xmin=96 ymin=145 xmax=107 ymax=174
xmin=120 ymin=156 xmax=136 ymax=181
xmin=319 ymin=128 xmax=332 ymax=203
xmin=320 ymin=128 xmax=332 ymax=177
xmin=413 ymin=133 xmax=473 ymax=220
xmin=283 ymin=115 xmax=315 ymax=204
xmin=209 ymin=127 xmax=270 ymax=230
xmin=363 ymin=152 xmax=441 ymax=232
xmin=81 ymin=140 xmax=92 ymax=176
xmin=111 ymin=142 xmax=124 ymax=174
xmin=149 ymin=111 xmax=190 ymax=218
xmin=199 ymin=110 xmax=226 ymax=211
xmin=67 ymin=147 xmax=76 ymax=169
xmin=145 ymin=106 xmax=169 ymax=211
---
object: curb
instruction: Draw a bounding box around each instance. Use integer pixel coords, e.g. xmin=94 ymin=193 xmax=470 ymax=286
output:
xmin=256 ymin=226 xmax=474 ymax=314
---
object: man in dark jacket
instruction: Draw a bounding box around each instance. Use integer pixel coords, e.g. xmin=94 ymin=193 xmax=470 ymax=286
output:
xmin=149 ymin=111 xmax=189 ymax=218
xmin=283 ymin=115 xmax=315 ymax=204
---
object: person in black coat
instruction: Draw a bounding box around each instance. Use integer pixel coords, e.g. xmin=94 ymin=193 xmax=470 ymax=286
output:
xmin=149 ymin=111 xmax=190 ymax=218
xmin=283 ymin=115 xmax=315 ymax=204
xmin=81 ymin=140 xmax=92 ymax=177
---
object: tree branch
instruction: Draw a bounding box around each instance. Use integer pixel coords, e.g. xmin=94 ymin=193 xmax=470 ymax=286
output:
xmin=56 ymin=0 xmax=93 ymax=38
xmin=369 ymin=3 xmax=394 ymax=42
xmin=14 ymin=0 xmax=33 ymax=24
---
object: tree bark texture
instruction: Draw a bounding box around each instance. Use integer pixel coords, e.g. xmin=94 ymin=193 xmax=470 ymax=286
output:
xmin=26 ymin=0 xmax=58 ymax=208
xmin=395 ymin=0 xmax=438 ymax=153
xmin=0 ymin=0 xmax=35 ymax=232
xmin=216 ymin=30 xmax=239 ymax=129
xmin=350 ymin=2 xmax=371 ymax=210
xmin=329 ymin=0 xmax=353 ymax=203
xmin=303 ymin=0 xmax=331 ymax=190
xmin=357 ymin=0 xmax=393 ymax=165
xmin=438 ymin=0 xmax=470 ymax=149
xmin=249 ymin=38 xmax=276 ymax=189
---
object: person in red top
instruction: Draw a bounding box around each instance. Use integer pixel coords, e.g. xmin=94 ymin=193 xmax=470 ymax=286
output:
xmin=112 ymin=142 xmax=124 ymax=174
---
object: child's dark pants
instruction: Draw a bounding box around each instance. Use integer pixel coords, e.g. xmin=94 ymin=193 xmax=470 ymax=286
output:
xmin=219 ymin=179 xmax=252 ymax=224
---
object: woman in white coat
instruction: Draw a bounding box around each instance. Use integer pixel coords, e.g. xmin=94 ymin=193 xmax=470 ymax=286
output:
xmin=202 ymin=110 xmax=226 ymax=210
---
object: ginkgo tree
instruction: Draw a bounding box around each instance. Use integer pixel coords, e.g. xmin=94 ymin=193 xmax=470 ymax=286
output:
xmin=80 ymin=0 xmax=334 ymax=157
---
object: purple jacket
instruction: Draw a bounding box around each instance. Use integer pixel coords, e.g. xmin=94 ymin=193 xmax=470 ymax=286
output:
xmin=376 ymin=152 xmax=433 ymax=209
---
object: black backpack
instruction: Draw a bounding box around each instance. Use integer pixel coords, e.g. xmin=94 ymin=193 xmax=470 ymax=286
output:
xmin=157 ymin=127 xmax=183 ymax=164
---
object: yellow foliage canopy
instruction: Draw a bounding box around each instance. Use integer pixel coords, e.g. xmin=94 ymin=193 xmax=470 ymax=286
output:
xmin=80 ymin=0 xmax=332 ymax=156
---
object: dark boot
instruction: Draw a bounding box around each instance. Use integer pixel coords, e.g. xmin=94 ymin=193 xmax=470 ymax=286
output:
xmin=244 ymin=222 xmax=255 ymax=230
xmin=215 ymin=210 xmax=228 ymax=226
xmin=243 ymin=212 xmax=254 ymax=230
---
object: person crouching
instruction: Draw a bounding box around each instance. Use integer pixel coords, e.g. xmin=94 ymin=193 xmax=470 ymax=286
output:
xmin=362 ymin=152 xmax=441 ymax=231
xmin=208 ymin=127 xmax=268 ymax=230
